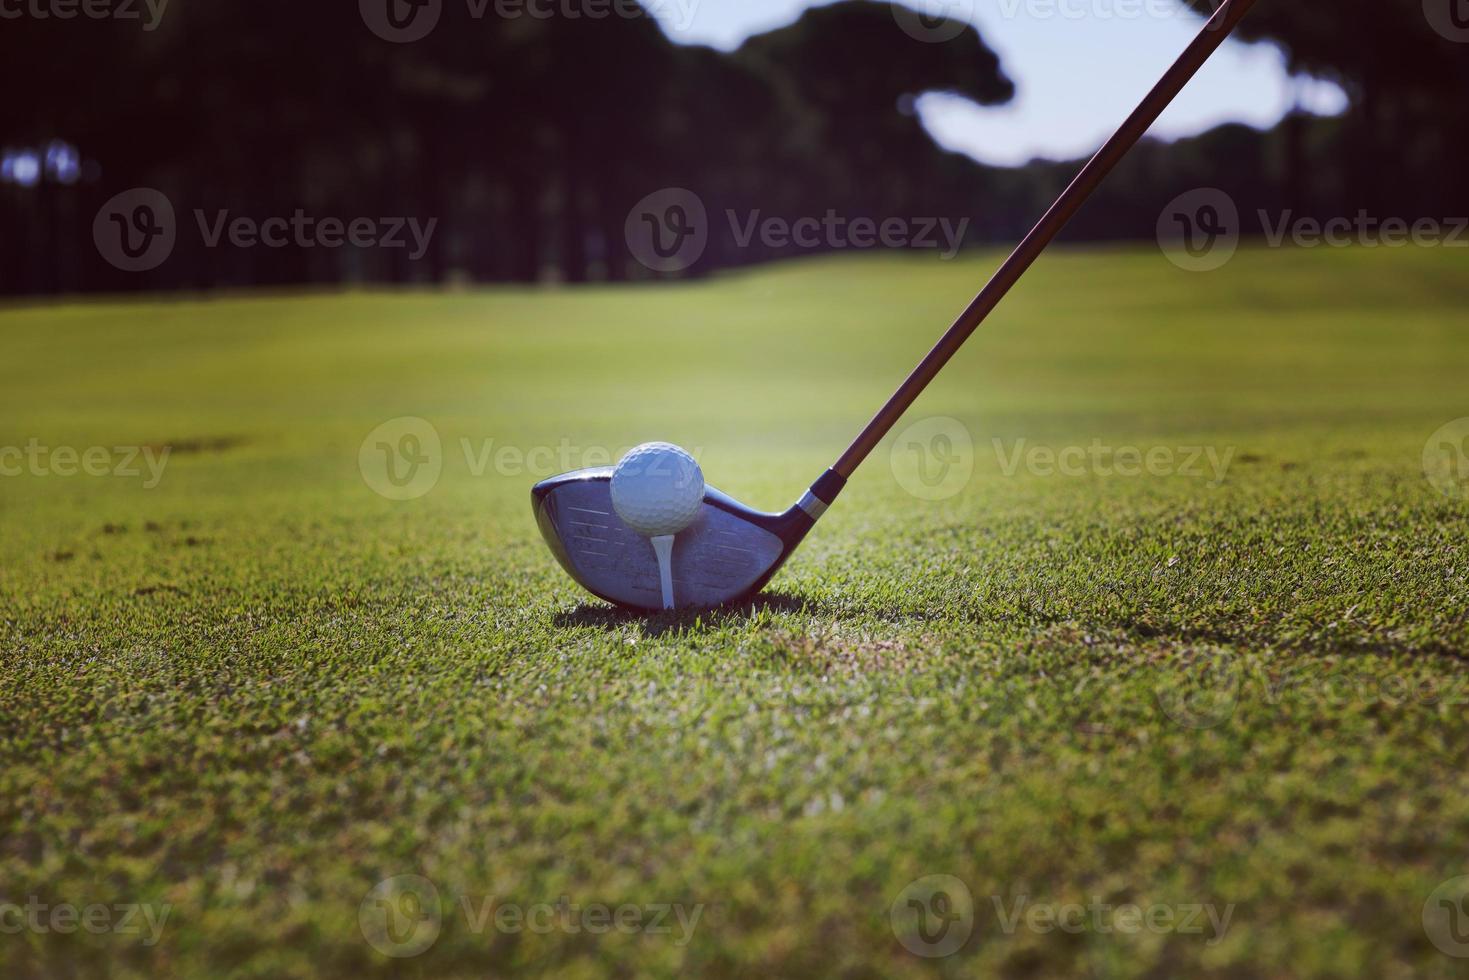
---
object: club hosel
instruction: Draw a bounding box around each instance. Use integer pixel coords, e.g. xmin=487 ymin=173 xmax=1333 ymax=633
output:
xmin=795 ymin=469 xmax=846 ymax=522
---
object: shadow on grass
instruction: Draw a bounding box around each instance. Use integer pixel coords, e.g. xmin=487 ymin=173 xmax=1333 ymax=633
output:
xmin=553 ymin=591 xmax=821 ymax=637
xmin=1116 ymin=617 xmax=1469 ymax=663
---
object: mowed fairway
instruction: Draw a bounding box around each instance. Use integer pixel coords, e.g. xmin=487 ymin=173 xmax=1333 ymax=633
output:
xmin=2 ymin=246 xmax=1467 ymax=978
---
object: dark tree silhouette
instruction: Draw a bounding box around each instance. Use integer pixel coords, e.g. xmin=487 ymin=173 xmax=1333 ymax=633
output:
xmin=0 ymin=0 xmax=1462 ymax=296
xmin=1179 ymin=0 xmax=1469 ymax=216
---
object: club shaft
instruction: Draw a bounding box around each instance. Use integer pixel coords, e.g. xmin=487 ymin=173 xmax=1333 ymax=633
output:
xmin=830 ymin=0 xmax=1259 ymax=480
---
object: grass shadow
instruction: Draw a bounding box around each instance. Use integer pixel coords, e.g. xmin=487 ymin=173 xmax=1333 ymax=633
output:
xmin=553 ymin=591 xmax=823 ymax=637
xmin=1115 ymin=617 xmax=1469 ymax=663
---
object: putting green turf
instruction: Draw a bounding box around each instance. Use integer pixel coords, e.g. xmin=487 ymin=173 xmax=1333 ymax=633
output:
xmin=2 ymin=246 xmax=1467 ymax=978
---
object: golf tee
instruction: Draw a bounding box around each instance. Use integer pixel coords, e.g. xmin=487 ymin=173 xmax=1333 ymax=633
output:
xmin=651 ymin=535 xmax=676 ymax=610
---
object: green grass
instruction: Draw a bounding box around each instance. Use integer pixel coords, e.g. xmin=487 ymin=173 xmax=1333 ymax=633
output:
xmin=1 ymin=245 xmax=1467 ymax=978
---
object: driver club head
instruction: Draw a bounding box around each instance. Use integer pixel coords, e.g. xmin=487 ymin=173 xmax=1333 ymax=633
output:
xmin=532 ymin=467 xmax=843 ymax=611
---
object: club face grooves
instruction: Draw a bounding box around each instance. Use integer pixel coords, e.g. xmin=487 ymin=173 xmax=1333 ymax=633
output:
xmin=533 ymin=468 xmax=814 ymax=611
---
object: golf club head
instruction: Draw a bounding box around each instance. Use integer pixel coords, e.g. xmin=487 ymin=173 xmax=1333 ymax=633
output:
xmin=532 ymin=467 xmax=840 ymax=611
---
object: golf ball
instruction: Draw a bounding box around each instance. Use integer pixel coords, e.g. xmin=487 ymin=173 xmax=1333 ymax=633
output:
xmin=610 ymin=442 xmax=705 ymax=537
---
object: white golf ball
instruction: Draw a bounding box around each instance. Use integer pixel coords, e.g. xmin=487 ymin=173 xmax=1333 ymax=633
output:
xmin=610 ymin=442 xmax=705 ymax=537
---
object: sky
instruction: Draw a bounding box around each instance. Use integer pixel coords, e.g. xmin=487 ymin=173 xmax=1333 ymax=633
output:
xmin=644 ymin=0 xmax=1347 ymax=167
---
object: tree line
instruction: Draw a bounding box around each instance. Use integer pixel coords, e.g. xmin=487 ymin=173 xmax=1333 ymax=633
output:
xmin=1 ymin=0 xmax=1463 ymax=295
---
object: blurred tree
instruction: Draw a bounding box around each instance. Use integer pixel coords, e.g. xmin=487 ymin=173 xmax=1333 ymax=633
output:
xmin=732 ymin=1 xmax=1013 ymax=264
xmin=1178 ymin=0 xmax=1469 ymax=214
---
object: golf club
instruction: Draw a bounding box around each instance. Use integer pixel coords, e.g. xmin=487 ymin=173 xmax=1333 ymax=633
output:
xmin=534 ymin=0 xmax=1260 ymax=611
